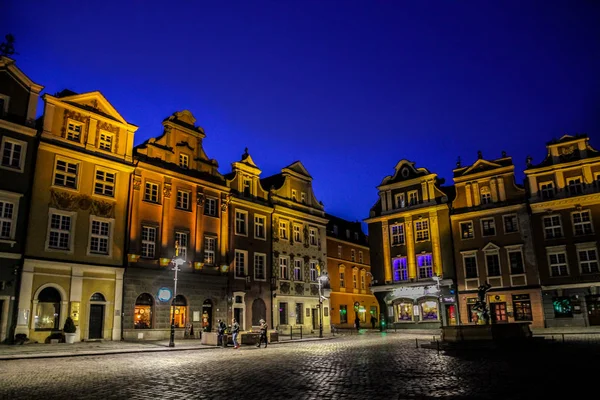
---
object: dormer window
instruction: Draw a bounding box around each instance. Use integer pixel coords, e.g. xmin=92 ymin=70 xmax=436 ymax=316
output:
xmin=292 ymin=189 xmax=297 ymax=201
xmin=179 ymin=154 xmax=189 ymax=169
xmin=66 ymin=120 xmax=83 ymax=142
xmin=540 ymin=182 xmax=555 ymax=199
xmin=301 ymin=192 xmax=306 ymax=203
xmin=98 ymin=132 xmax=113 ymax=152
xmin=408 ymin=190 xmax=418 ymax=206
xmin=567 ymin=177 xmax=583 ymax=196
xmin=333 ymin=225 xmax=338 ymax=235
xmin=243 ymin=178 xmax=252 ymax=196
xmin=395 ymin=193 xmax=405 ymax=208
xmin=480 ymin=187 xmax=492 ymax=204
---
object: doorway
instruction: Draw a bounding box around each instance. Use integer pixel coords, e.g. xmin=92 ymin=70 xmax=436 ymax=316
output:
xmin=491 ymin=302 xmax=508 ymax=323
xmin=445 ymin=304 xmax=457 ymax=326
xmin=586 ymin=295 xmax=600 ymax=326
xmin=89 ymin=304 xmax=104 ymax=339
xmin=234 ymin=307 xmax=243 ymax=328
xmin=311 ymin=308 xmax=318 ymax=331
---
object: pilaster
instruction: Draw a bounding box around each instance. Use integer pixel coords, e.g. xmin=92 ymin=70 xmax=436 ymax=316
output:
xmin=465 ymin=184 xmax=473 ymax=208
xmin=15 ymin=267 xmax=33 ymax=335
xmin=421 ymin=181 xmax=429 ymax=202
xmin=472 ymin=182 xmax=480 ymax=206
xmin=429 ymin=211 xmax=443 ymax=277
xmin=490 ymin=179 xmax=498 ymax=202
xmin=381 ymin=220 xmax=392 ymax=283
xmin=497 ymin=176 xmax=506 ymax=201
xmin=161 ymin=180 xmax=172 ymax=254
xmin=112 ymin=269 xmax=124 ymax=340
xmin=27 ymin=91 xmax=39 ymax=121
xmin=405 ymin=216 xmax=416 ymax=279
xmin=527 ymin=175 xmax=538 ymax=197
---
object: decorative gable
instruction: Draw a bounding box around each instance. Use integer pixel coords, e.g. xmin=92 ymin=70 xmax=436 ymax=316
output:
xmin=58 ymin=91 xmax=127 ymax=125
xmin=380 ymin=160 xmax=430 ymax=186
xmin=283 ymin=161 xmax=312 ymax=180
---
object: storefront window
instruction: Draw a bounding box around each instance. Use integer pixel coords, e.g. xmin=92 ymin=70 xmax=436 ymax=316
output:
xmin=134 ymin=293 xmax=153 ymax=329
xmin=421 ymin=300 xmax=438 ymax=320
xmin=553 ymin=297 xmax=573 ymax=318
xmin=35 ymin=287 xmax=61 ymax=330
xmin=513 ymin=294 xmax=533 ymax=321
xmin=339 ymin=305 xmax=348 ymax=323
xmin=170 ymin=295 xmax=187 ymax=328
xmin=396 ymin=302 xmax=413 ymax=321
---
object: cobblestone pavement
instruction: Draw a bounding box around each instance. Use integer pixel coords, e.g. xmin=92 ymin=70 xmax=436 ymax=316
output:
xmin=0 ymin=334 xmax=593 ymax=399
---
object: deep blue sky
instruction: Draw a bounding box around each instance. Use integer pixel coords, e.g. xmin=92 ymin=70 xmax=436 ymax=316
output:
xmin=5 ymin=1 xmax=600 ymax=223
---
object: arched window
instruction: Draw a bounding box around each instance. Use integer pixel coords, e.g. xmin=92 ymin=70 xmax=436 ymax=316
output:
xmin=170 ymin=295 xmax=187 ymax=328
xmin=36 ymin=287 xmax=61 ymax=330
xmin=134 ymin=293 xmax=153 ymax=329
xmin=90 ymin=292 xmax=106 ymax=302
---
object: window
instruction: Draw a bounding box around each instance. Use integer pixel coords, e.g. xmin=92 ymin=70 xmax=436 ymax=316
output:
xmin=572 ymin=210 xmax=593 ymax=236
xmin=254 ymin=215 xmax=266 ymax=239
xmin=235 ymin=250 xmax=248 ymax=278
xmin=460 ymin=221 xmax=474 ymax=239
xmin=360 ymin=273 xmax=366 ymax=290
xmin=480 ymin=187 xmax=492 ymax=204
xmin=141 ymin=226 xmax=156 ymax=258
xmin=507 ymin=249 xmax=524 ymax=275
xmin=421 ymin=300 xmax=438 ymax=320
xmin=548 ymin=252 xmax=568 ymax=277
xmin=176 ymin=190 xmax=190 ymax=210
xmin=98 ymin=132 xmax=113 ymax=151
xmin=243 ymin=178 xmax=251 ymax=196
xmin=417 ymin=254 xmax=433 ymax=279
xmin=295 ymin=303 xmax=304 ymax=324
xmin=309 ymin=227 xmax=317 ymax=246
xmin=503 ymin=215 xmax=519 ymax=234
xmin=463 ymin=254 xmax=478 ymax=278
xmin=293 ymin=259 xmax=302 ymax=281
xmin=567 ymin=177 xmax=583 ymax=195
xmin=540 ymin=182 xmax=555 ymax=199
xmin=293 ymin=224 xmax=301 ymax=242
xmin=301 ymin=192 xmax=306 ymax=203
xmin=339 ymin=270 xmax=345 ymax=288
xmin=89 ymin=218 xmax=111 ymax=255
xmin=235 ymin=211 xmax=248 ymax=236
xmin=254 ymin=253 xmax=266 ymax=280
xmin=47 ymin=211 xmax=74 ymax=251
xmin=359 ymin=251 xmax=363 ymax=263
xmin=279 ymin=302 xmax=288 ymax=325
xmin=144 ymin=182 xmax=159 ymax=203
xmin=134 ymin=293 xmax=153 ymax=329
xmin=204 ymin=198 xmax=217 ymax=216
xmin=0 ymin=200 xmax=15 ymax=240
xmin=175 ymin=231 xmax=188 ymax=260
xmin=53 ymin=159 xmax=79 ymax=189
xmin=408 ymin=190 xmax=418 ymax=206
xmin=179 ymin=154 xmax=189 ymax=169
xmin=390 ymin=224 xmax=405 ymax=245
xmin=354 ymin=232 xmax=359 ymax=240
xmin=169 ymin=295 xmax=187 ymax=328
xmin=35 ymin=287 xmax=61 ymax=330
xmin=543 ymin=215 xmax=562 ymax=239
xmin=481 ymin=218 xmax=496 ymax=236
xmin=486 ymin=253 xmax=501 ymax=276
xmin=337 ymin=245 xmax=342 ymax=258
xmin=310 ymin=260 xmax=318 ymax=282
xmin=553 ymin=297 xmax=573 ymax=318
xmin=393 ymin=257 xmax=408 ymax=281
xmin=578 ymin=247 xmax=599 ymax=274
xmin=333 ymin=225 xmax=338 ymax=235
xmin=395 ymin=193 xmax=405 ymax=208
xmin=66 ymin=120 xmax=83 ymax=142
xmin=415 ymin=219 xmax=429 ymax=241
xmin=351 ymin=249 xmax=355 ymax=261
xmin=396 ymin=302 xmax=413 ymax=321
xmin=1 ymin=137 xmax=26 ymax=171
xmin=292 ymin=189 xmax=297 ymax=201
xmin=512 ymin=294 xmax=533 ymax=321
xmin=204 ymin=236 xmax=216 ymax=265
xmin=94 ymin=169 xmax=115 ymax=197
xmin=279 ymin=220 xmax=288 ymax=240
xmin=279 ymin=256 xmax=289 ymax=280
xmin=352 ymin=270 xmax=357 ymax=289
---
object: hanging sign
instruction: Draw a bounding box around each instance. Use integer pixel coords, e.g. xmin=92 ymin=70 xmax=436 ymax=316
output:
xmin=157 ymin=287 xmax=172 ymax=303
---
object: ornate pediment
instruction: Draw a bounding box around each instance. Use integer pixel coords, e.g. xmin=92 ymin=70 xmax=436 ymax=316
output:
xmin=58 ymin=91 xmax=127 ymax=124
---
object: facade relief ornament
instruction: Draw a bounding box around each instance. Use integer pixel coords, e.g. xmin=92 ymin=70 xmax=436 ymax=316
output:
xmin=221 ymin=193 xmax=231 ymax=212
xmin=280 ymin=282 xmax=291 ymax=294
xmin=96 ymin=121 xmax=120 ymax=153
xmin=50 ymin=189 xmax=78 ymax=211
xmin=272 ymin=217 xmax=279 ymax=242
xmin=77 ymin=195 xmax=93 ymax=211
xmin=163 ymin=183 xmax=172 ymax=199
xmin=295 ymin=283 xmax=304 ymax=295
xmin=49 ymin=189 xmax=114 ymax=218
xmin=91 ymin=200 xmax=115 ymax=218
xmin=196 ymin=192 xmax=205 ymax=206
xmin=61 ymin=110 xmax=90 ymax=139
xmin=133 ymin=177 xmax=142 ymax=191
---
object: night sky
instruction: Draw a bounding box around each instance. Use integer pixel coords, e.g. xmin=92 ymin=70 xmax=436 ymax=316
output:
xmin=5 ymin=1 xmax=600 ymax=225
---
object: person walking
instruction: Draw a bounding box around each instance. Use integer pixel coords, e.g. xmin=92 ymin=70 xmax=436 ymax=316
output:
xmin=355 ymin=316 xmax=360 ymax=331
xmin=231 ymin=318 xmax=240 ymax=349
xmin=256 ymin=319 xmax=268 ymax=348
xmin=370 ymin=314 xmax=377 ymax=329
xmin=217 ymin=319 xmax=226 ymax=347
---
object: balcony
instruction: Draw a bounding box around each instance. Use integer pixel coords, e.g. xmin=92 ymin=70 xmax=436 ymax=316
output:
xmin=531 ymin=181 xmax=600 ymax=203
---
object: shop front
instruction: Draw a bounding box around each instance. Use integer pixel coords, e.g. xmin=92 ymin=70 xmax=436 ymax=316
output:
xmin=461 ymin=289 xmax=543 ymax=328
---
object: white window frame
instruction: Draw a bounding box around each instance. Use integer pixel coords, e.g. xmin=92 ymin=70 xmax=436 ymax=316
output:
xmin=204 ymin=236 xmax=216 ymax=265
xmin=392 ymin=257 xmax=408 ymax=282
xmin=390 ymin=223 xmax=405 ymax=245
xmin=204 ymin=198 xmax=217 ymax=217
xmin=408 ymin=190 xmax=418 ymax=206
xmin=279 ymin=220 xmax=288 ymax=240
xmin=0 ymin=136 xmax=27 ymax=173
xmin=310 ymin=260 xmax=318 ymax=282
xmin=337 ymin=245 xmax=342 ymax=258
xmin=234 ymin=249 xmax=248 ymax=279
xmin=293 ymin=224 xmax=301 ymax=242
xmin=144 ymin=181 xmax=160 ymax=203
xmin=179 ymin=153 xmax=189 ymax=169
xmin=502 ymin=214 xmax=519 ymax=234
xmin=235 ymin=210 xmax=248 ymax=236
xmin=547 ymin=245 xmax=569 ymax=277
xmin=395 ymin=193 xmax=405 ymax=208
xmin=87 ymin=216 xmax=114 ymax=257
xmin=309 ymin=227 xmax=317 ymax=246
xmin=414 ymin=219 xmax=430 ymax=242
xmin=571 ymin=209 xmax=594 ymax=236
xmin=0 ymin=191 xmax=21 ymax=242
xmin=543 ymin=214 xmax=563 ymax=239
xmin=53 ymin=156 xmax=80 ymax=191
xmin=339 ymin=269 xmax=345 ymax=288
xmin=417 ymin=253 xmax=433 ymax=279
xmin=279 ymin=256 xmax=290 ymax=280
xmin=45 ymin=208 xmax=77 ymax=254
xmin=462 ymin=251 xmax=478 ymax=279
xmin=176 ymin=189 xmax=190 ymax=210
xmin=459 ymin=220 xmax=474 ymax=240
xmin=293 ymin=258 xmax=303 ymax=281
xmin=254 ymin=215 xmax=266 ymax=240
xmin=93 ymin=167 xmax=116 ymax=198
xmin=175 ymin=231 xmax=188 ymax=261
xmin=66 ymin=119 xmax=83 ymax=142
xmin=359 ymin=251 xmax=363 ymax=263
xmin=576 ymin=242 xmax=599 ymax=275
xmin=480 ymin=217 xmax=496 ymax=237
xmin=98 ymin=131 xmax=114 ymax=152
xmin=254 ymin=252 xmax=267 ymax=281
xmin=505 ymin=245 xmax=525 ymax=275
xmin=360 ymin=271 xmax=366 ymax=290
xmin=351 ymin=249 xmax=355 ymax=262
xmin=141 ymin=225 xmax=157 ymax=258
xmin=291 ymin=189 xmax=297 ymax=201
xmin=352 ymin=269 xmax=358 ymax=289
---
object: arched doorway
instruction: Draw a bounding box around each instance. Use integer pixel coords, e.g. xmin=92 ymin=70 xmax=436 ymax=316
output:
xmin=202 ymin=299 xmax=213 ymax=332
xmin=134 ymin=293 xmax=154 ymax=329
xmin=252 ymin=298 xmax=266 ymax=326
xmin=36 ymin=287 xmax=61 ymax=330
xmin=171 ymin=295 xmax=187 ymax=328
xmin=89 ymin=292 xmax=106 ymax=339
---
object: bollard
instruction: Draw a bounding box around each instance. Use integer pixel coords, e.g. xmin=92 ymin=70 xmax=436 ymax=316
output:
xmin=300 ymin=326 xmax=303 ymax=340
xmin=436 ymin=339 xmax=440 ymax=355
xmin=415 ymin=338 xmax=419 ymax=349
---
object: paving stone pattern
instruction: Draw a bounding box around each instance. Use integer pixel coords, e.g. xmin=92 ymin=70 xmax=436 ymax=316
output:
xmin=0 ymin=334 xmax=593 ymax=399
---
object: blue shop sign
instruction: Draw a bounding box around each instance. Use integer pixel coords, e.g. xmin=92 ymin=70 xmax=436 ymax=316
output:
xmin=157 ymin=287 xmax=173 ymax=302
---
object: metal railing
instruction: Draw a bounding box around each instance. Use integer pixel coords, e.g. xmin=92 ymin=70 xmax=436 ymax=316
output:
xmin=278 ymin=326 xmax=304 ymax=340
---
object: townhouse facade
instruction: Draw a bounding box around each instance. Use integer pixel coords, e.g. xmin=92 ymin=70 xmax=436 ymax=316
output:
xmin=525 ymin=135 xmax=600 ymax=328
xmin=366 ymin=160 xmax=457 ymax=329
xmin=0 ymin=56 xmax=43 ymax=342
xmin=451 ymin=152 xmax=543 ymax=328
xmin=326 ymin=214 xmax=378 ymax=329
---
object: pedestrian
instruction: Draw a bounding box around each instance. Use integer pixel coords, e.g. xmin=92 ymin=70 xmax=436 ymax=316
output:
xmin=231 ymin=318 xmax=240 ymax=349
xmin=370 ymin=314 xmax=377 ymax=329
xmin=355 ymin=316 xmax=360 ymax=331
xmin=217 ymin=319 xmax=226 ymax=347
xmin=256 ymin=319 xmax=268 ymax=348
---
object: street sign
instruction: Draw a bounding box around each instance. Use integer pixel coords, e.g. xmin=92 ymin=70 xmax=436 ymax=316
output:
xmin=157 ymin=287 xmax=172 ymax=302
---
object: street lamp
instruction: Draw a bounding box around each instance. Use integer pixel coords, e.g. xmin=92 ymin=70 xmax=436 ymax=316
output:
xmin=169 ymin=241 xmax=186 ymax=348
xmin=317 ymin=272 xmax=328 ymax=339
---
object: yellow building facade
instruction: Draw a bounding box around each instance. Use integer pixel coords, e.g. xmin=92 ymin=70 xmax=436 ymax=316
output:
xmin=16 ymin=90 xmax=136 ymax=342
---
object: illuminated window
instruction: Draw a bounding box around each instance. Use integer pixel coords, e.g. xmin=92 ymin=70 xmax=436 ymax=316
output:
xmin=204 ymin=198 xmax=217 ymax=216
xmin=552 ymin=297 xmax=573 ymax=318
xmin=179 ymin=154 xmax=189 ymax=169
xmin=89 ymin=218 xmax=111 ymax=255
xmin=417 ymin=254 xmax=433 ymax=279
xmin=393 ymin=257 xmax=408 ymax=281
xmin=339 ymin=270 xmax=345 ymax=288
xmin=53 ymin=159 xmax=79 ymax=189
xmin=141 ymin=226 xmax=156 ymax=258
xmin=254 ymin=253 xmax=266 ymax=280
xmin=543 ymin=215 xmax=562 ymax=239
xmin=0 ymin=200 xmax=15 ymax=240
xmin=204 ymin=236 xmax=216 ymax=265
xmin=66 ymin=120 xmax=83 ymax=142
xmin=351 ymin=249 xmax=355 ymax=261
xmin=463 ymin=254 xmax=478 ymax=278
xmin=310 ymin=260 xmax=318 ymax=282
xmin=134 ymin=293 xmax=153 ymax=329
xmin=293 ymin=224 xmax=301 ymax=242
xmin=309 ymin=227 xmax=317 ymax=246
xmin=548 ymin=251 xmax=568 ymax=277
xmin=35 ymin=287 xmax=61 ymax=330
xmin=176 ymin=190 xmax=190 ymax=210
xmin=47 ymin=210 xmax=74 ymax=251
xmin=460 ymin=221 xmax=474 ymax=239
xmin=539 ymin=182 xmax=555 ymax=199
xmin=503 ymin=214 xmax=518 ymax=234
xmin=390 ymin=223 xmax=404 ymax=245
xmin=512 ymin=295 xmax=532 ymax=321
xmin=293 ymin=258 xmax=302 ymax=280
xmin=254 ymin=215 xmax=266 ymax=239
xmin=352 ymin=270 xmax=358 ymax=289
xmin=235 ymin=250 xmax=248 ymax=278
xmin=175 ymin=231 xmax=188 ymax=260
xmin=360 ymin=272 xmax=366 ymax=290
xmin=235 ymin=210 xmax=248 ymax=235
xmin=1 ymin=136 xmax=26 ymax=171
xmin=481 ymin=218 xmax=496 ymax=236
xmin=414 ymin=219 xmax=429 ymax=242
xmin=421 ymin=300 xmax=438 ymax=320
xmin=295 ymin=303 xmax=304 ymax=324
xmin=94 ymin=169 xmax=115 ymax=197
xmin=292 ymin=189 xmax=297 ymax=201
xmin=98 ymin=132 xmax=113 ymax=151
xmin=408 ymin=190 xmax=418 ymax=206
xmin=169 ymin=295 xmax=187 ymax=328
xmin=279 ymin=256 xmax=289 ymax=280
xmin=572 ymin=210 xmax=593 ymax=236
xmin=144 ymin=182 xmax=159 ymax=203
xmin=359 ymin=251 xmax=363 ymax=263
xmin=396 ymin=302 xmax=413 ymax=321
xmin=279 ymin=220 xmax=288 ymax=240
xmin=395 ymin=193 xmax=405 ymax=208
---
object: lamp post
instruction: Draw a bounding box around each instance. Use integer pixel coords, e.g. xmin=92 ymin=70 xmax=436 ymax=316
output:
xmin=169 ymin=241 xmax=186 ymax=348
xmin=317 ymin=272 xmax=328 ymax=339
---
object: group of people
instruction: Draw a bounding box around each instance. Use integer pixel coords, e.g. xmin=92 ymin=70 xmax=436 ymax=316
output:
xmin=216 ymin=318 xmax=269 ymax=349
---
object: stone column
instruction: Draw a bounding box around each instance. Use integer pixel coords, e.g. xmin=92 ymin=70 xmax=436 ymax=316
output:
xmin=583 ymin=165 xmax=593 ymax=185
xmin=497 ymin=176 xmax=506 ymax=201
xmin=381 ymin=220 xmax=392 ymax=283
xmin=527 ymin=175 xmax=537 ymax=198
xmin=70 ymin=267 xmax=83 ymax=342
xmin=112 ymin=269 xmax=124 ymax=340
xmin=220 ymin=194 xmax=231 ymax=265
xmin=429 ymin=212 xmax=443 ymax=277
xmin=465 ymin=184 xmax=473 ymax=208
xmin=555 ymin=170 xmax=565 ymax=189
xmin=385 ymin=191 xmax=392 ymax=211
xmin=405 ymin=216 xmax=416 ymax=279
xmin=85 ymin=118 xmax=98 ymax=149
xmin=380 ymin=192 xmax=387 ymax=212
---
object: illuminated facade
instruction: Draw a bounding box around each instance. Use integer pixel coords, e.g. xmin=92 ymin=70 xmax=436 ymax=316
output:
xmin=17 ymin=89 xmax=136 ymax=342
xmin=452 ymin=152 xmax=543 ymax=328
xmin=0 ymin=57 xmax=43 ymax=342
xmin=525 ymin=135 xmax=600 ymax=327
xmin=366 ymin=160 xmax=457 ymax=328
xmin=123 ymin=110 xmax=229 ymax=340
xmin=224 ymin=148 xmax=273 ymax=330
xmin=263 ymin=162 xmax=330 ymax=333
xmin=326 ymin=214 xmax=378 ymax=329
